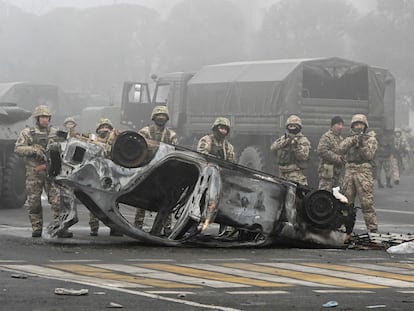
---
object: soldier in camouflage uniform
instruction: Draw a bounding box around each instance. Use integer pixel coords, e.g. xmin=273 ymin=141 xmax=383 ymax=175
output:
xmin=197 ymin=117 xmax=236 ymax=236
xmin=375 ymin=133 xmax=393 ymax=188
xmin=270 ymin=115 xmax=311 ymax=186
xmin=317 ymin=116 xmax=345 ymax=191
xmin=14 ymin=105 xmax=72 ymax=238
xmin=391 ymin=128 xmax=410 ymax=185
xmin=337 ymin=114 xmax=378 ymax=233
xmin=134 ymin=106 xmax=178 ymax=233
xmin=89 ymin=118 xmax=123 ymax=236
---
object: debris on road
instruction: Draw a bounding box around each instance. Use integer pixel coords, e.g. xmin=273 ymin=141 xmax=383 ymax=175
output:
xmin=387 ymin=241 xmax=414 ymax=254
xmin=322 ymin=300 xmax=338 ymax=308
xmin=349 ymin=233 xmax=414 ymax=250
xmin=11 ymin=274 xmax=28 ymax=279
xmin=54 ymin=287 xmax=89 ymax=296
xmin=107 ymin=302 xmax=123 ymax=308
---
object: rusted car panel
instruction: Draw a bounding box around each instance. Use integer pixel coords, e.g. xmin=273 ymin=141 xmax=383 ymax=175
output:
xmin=52 ymin=131 xmax=356 ymax=248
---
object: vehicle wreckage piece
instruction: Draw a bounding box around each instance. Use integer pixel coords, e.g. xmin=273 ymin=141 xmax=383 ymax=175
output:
xmin=52 ymin=131 xmax=356 ymax=247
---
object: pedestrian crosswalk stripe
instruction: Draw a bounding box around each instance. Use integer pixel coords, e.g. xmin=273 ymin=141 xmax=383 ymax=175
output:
xmin=222 ymin=263 xmax=384 ymax=289
xmin=348 ymin=263 xmax=414 ymax=276
xmin=266 ymin=263 xmax=410 ymax=288
xmin=92 ymin=264 xmax=249 ymax=288
xmin=182 ymin=263 xmax=331 ymax=288
xmin=303 ymin=263 xmax=414 ymax=284
xmin=48 ymin=264 xmax=198 ymax=289
xmin=383 ymin=263 xmax=414 ymax=270
xmin=140 ymin=263 xmax=290 ymax=287
xmin=226 ymin=290 xmax=289 ymax=295
xmin=1 ymin=264 xmax=149 ymax=288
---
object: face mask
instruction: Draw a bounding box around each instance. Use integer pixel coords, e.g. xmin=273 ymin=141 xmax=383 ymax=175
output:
xmin=98 ymin=130 xmax=109 ymax=139
xmin=287 ymin=127 xmax=300 ymax=135
xmin=154 ymin=117 xmax=167 ymax=127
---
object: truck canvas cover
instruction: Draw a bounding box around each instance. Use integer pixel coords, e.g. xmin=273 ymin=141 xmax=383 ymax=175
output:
xmin=187 ymin=57 xmax=395 ymax=134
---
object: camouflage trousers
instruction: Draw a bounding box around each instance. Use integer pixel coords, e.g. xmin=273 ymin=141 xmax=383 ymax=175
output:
xmin=376 ymin=158 xmax=392 ymax=181
xmin=26 ymin=166 xmax=60 ymax=231
xmin=318 ymin=173 xmax=343 ymax=192
xmin=134 ymin=209 xmax=172 ymax=230
xmin=280 ymin=169 xmax=308 ymax=186
xmin=89 ymin=212 xmax=99 ymax=232
xmin=390 ymin=155 xmax=400 ymax=181
xmin=341 ymin=163 xmax=378 ymax=231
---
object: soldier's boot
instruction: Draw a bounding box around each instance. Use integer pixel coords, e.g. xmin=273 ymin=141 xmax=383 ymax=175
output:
xmin=394 ymin=179 xmax=400 ymax=185
xmin=32 ymin=229 xmax=42 ymax=238
xmin=386 ymin=177 xmax=393 ymax=188
xmin=377 ymin=179 xmax=384 ymax=188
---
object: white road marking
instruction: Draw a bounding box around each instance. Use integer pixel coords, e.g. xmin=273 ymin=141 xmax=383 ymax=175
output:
xmin=226 ymin=290 xmax=288 ymax=295
xmin=349 ymin=263 xmax=414 ymax=275
xmin=0 ymin=260 xmax=26 ymax=263
xmin=199 ymin=258 xmax=248 ymax=261
xmin=376 ymin=209 xmax=414 ymax=215
xmin=182 ymin=264 xmax=332 ymax=287
xmin=0 ymin=264 xmax=150 ymax=288
xmin=313 ymin=290 xmax=374 ymax=294
xmin=124 ymin=259 xmax=175 ymax=262
xmin=92 ymin=264 xmax=249 ymax=288
xmin=49 ymin=259 xmax=102 ymax=263
xmin=145 ymin=291 xmax=195 ymax=295
xmin=0 ymin=265 xmax=241 ymax=311
xmin=397 ymin=290 xmax=414 ymax=293
xmin=260 ymin=263 xmax=414 ymax=288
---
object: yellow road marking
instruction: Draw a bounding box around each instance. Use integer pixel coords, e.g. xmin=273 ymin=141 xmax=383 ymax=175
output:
xmin=47 ymin=264 xmax=198 ymax=288
xmin=140 ymin=263 xmax=289 ymax=287
xmin=304 ymin=263 xmax=414 ymax=283
xmin=223 ymin=263 xmax=384 ymax=289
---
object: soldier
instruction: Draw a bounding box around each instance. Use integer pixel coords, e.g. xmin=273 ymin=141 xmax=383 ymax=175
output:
xmin=134 ymin=106 xmax=178 ymax=233
xmin=89 ymin=118 xmax=122 ymax=236
xmin=391 ymin=128 xmax=410 ymax=185
xmin=197 ymin=117 xmax=236 ymax=236
xmin=14 ymin=105 xmax=72 ymax=238
xmin=403 ymin=127 xmax=414 ymax=170
xmin=337 ymin=114 xmax=378 ymax=233
xmin=317 ymin=116 xmax=345 ymax=191
xmin=63 ymin=116 xmax=77 ymax=138
xmin=375 ymin=133 xmax=393 ymax=188
xmin=270 ymin=115 xmax=311 ymax=186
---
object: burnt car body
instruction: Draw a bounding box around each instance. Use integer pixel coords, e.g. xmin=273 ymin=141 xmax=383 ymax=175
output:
xmin=51 ymin=131 xmax=356 ymax=248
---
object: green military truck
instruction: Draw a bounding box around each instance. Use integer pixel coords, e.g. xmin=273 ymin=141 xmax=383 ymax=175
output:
xmin=0 ymin=102 xmax=31 ymax=209
xmin=120 ymin=57 xmax=396 ymax=186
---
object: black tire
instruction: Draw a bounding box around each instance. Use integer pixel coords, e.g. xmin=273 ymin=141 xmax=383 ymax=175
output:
xmin=1 ymin=153 xmax=27 ymax=209
xmin=238 ymin=145 xmax=266 ymax=171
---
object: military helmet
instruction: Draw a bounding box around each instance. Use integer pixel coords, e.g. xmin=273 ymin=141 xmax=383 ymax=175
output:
xmin=151 ymin=105 xmax=169 ymax=120
xmin=211 ymin=117 xmax=231 ymax=130
xmin=285 ymin=115 xmax=302 ymax=128
xmin=351 ymin=114 xmax=368 ymax=128
xmin=96 ymin=118 xmax=113 ymax=133
xmin=403 ymin=127 xmax=412 ymax=133
xmin=32 ymin=105 xmax=52 ymax=118
xmin=63 ymin=117 xmax=76 ymax=126
xmin=394 ymin=128 xmax=402 ymax=134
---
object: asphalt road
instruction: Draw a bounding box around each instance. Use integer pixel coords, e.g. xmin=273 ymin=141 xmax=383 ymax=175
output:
xmin=0 ymin=173 xmax=413 ymax=310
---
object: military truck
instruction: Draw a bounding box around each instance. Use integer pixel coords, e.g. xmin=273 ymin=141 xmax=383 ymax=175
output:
xmin=0 ymin=102 xmax=31 ymax=209
xmin=120 ymin=57 xmax=396 ymax=186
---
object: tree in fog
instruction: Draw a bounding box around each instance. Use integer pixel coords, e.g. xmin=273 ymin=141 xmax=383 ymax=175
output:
xmin=255 ymin=0 xmax=357 ymax=59
xmin=161 ymin=0 xmax=246 ymax=71
xmin=350 ymin=0 xmax=414 ymax=108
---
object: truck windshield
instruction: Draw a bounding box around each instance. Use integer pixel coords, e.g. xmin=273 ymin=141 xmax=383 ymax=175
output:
xmin=154 ymin=83 xmax=171 ymax=104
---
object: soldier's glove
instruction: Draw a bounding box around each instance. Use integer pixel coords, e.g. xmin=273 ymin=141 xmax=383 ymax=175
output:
xmin=33 ymin=147 xmax=47 ymax=163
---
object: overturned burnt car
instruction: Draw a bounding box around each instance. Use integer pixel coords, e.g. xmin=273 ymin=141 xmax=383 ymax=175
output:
xmin=51 ymin=131 xmax=356 ymax=248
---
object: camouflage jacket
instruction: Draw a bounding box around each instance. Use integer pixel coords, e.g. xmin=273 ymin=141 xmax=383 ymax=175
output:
xmin=197 ymin=134 xmax=235 ymax=162
xmin=394 ymin=135 xmax=410 ymax=154
xmin=317 ymin=129 xmax=344 ymax=168
xmin=337 ymin=131 xmax=377 ymax=165
xmin=139 ymin=124 xmax=178 ymax=145
xmin=270 ymin=132 xmax=311 ymax=168
xmin=15 ymin=125 xmax=59 ymax=167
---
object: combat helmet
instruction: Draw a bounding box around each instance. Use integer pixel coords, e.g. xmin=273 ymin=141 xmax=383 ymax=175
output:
xmin=32 ymin=105 xmax=52 ymax=118
xmin=211 ymin=117 xmax=231 ymax=131
xmin=285 ymin=115 xmax=302 ymax=128
xmin=394 ymin=128 xmax=402 ymax=134
xmin=63 ymin=117 xmax=76 ymax=126
xmin=351 ymin=114 xmax=369 ymax=128
xmin=96 ymin=118 xmax=113 ymax=133
xmin=151 ymin=105 xmax=169 ymax=120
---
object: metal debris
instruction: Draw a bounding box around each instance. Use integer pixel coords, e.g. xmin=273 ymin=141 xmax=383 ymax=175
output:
xmin=107 ymin=302 xmax=123 ymax=308
xmin=11 ymin=273 xmax=28 ymax=279
xmin=54 ymin=288 xmax=89 ymax=296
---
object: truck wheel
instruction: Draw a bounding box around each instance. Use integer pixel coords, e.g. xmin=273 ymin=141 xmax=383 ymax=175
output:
xmin=238 ymin=146 xmax=266 ymax=171
xmin=1 ymin=153 xmax=27 ymax=209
